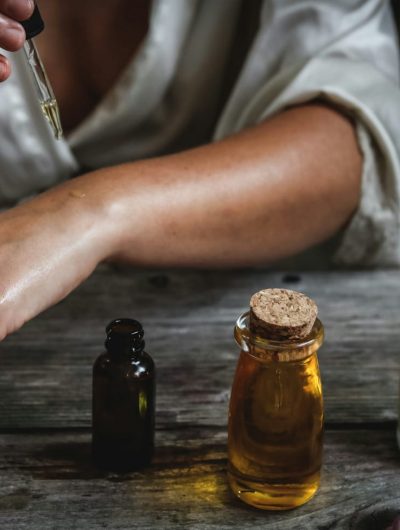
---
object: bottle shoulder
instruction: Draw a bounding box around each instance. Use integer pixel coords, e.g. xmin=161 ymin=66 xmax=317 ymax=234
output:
xmin=93 ymin=352 xmax=111 ymax=372
xmin=93 ymin=350 xmax=155 ymax=378
xmin=129 ymin=351 xmax=155 ymax=378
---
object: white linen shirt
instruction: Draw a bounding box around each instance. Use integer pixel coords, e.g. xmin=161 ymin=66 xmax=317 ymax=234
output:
xmin=0 ymin=0 xmax=399 ymax=266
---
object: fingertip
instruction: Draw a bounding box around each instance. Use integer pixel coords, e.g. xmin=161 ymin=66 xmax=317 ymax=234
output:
xmin=0 ymin=19 xmax=26 ymax=52
xmin=6 ymin=25 xmax=25 ymax=51
xmin=20 ymin=0 xmax=35 ymax=22
xmin=0 ymin=57 xmax=11 ymax=82
xmin=3 ymin=0 xmax=35 ymax=22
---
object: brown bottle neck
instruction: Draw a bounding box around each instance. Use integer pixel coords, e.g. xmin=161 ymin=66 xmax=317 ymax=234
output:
xmin=105 ymin=333 xmax=145 ymax=356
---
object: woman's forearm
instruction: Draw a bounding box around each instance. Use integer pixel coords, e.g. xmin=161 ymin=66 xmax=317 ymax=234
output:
xmin=66 ymin=103 xmax=362 ymax=267
xmin=0 ymin=103 xmax=362 ymax=338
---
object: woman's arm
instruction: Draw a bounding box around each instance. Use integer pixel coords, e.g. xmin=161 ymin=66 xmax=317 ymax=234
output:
xmin=0 ymin=103 xmax=361 ymax=337
xmin=105 ymin=103 xmax=362 ymax=267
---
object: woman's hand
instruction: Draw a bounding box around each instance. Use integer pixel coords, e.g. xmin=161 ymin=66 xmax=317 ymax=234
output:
xmin=0 ymin=0 xmax=34 ymax=81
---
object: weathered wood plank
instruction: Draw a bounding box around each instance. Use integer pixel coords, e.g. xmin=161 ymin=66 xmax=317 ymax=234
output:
xmin=0 ymin=428 xmax=398 ymax=530
xmin=0 ymin=267 xmax=398 ymax=429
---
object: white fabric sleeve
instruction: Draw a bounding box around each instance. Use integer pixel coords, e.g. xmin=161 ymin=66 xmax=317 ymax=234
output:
xmin=215 ymin=0 xmax=400 ymax=266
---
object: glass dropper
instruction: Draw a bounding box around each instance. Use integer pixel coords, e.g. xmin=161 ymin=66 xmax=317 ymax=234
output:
xmin=20 ymin=4 xmax=63 ymax=140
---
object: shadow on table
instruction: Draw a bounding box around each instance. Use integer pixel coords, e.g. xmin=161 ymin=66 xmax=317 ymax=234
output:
xmin=349 ymin=500 xmax=400 ymax=530
xmin=29 ymin=436 xmax=104 ymax=480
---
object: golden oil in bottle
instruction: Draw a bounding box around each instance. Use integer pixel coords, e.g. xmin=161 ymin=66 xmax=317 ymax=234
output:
xmin=228 ymin=289 xmax=324 ymax=510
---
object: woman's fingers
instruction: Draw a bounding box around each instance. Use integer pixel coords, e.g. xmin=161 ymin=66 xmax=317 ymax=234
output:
xmin=0 ymin=0 xmax=34 ymax=22
xmin=0 ymin=8 xmax=25 ymax=82
xmin=0 ymin=54 xmax=11 ymax=81
xmin=0 ymin=0 xmax=35 ymax=81
xmin=0 ymin=13 xmax=25 ymax=51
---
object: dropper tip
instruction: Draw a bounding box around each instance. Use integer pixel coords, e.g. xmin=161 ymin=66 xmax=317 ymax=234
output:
xmin=41 ymin=99 xmax=63 ymax=140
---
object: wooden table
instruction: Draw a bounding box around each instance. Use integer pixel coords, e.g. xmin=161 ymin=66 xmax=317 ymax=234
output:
xmin=0 ymin=266 xmax=399 ymax=529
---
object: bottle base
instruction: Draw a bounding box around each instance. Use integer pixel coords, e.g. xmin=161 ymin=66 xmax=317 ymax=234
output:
xmin=92 ymin=455 xmax=152 ymax=472
xmin=92 ymin=441 xmax=153 ymax=472
xmin=228 ymin=471 xmax=319 ymax=510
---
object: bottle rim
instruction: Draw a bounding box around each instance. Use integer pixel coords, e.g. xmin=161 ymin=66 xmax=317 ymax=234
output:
xmin=234 ymin=311 xmax=324 ymax=357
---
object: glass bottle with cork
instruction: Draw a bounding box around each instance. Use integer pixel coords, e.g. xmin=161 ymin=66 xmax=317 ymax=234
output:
xmin=228 ymin=288 xmax=324 ymax=510
xmin=92 ymin=318 xmax=155 ymax=471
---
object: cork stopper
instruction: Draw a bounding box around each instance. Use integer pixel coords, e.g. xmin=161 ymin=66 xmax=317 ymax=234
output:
xmin=249 ymin=288 xmax=317 ymax=341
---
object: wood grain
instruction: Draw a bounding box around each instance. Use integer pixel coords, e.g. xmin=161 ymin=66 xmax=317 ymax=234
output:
xmin=0 ymin=428 xmax=399 ymax=530
xmin=0 ymin=267 xmax=399 ymax=528
xmin=0 ymin=266 xmax=398 ymax=429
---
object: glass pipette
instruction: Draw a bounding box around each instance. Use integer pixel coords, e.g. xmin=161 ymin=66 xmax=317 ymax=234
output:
xmin=20 ymin=4 xmax=63 ymax=140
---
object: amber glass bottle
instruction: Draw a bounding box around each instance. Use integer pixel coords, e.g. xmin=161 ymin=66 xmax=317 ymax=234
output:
xmin=92 ymin=319 xmax=155 ymax=471
xmin=228 ymin=291 xmax=324 ymax=510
